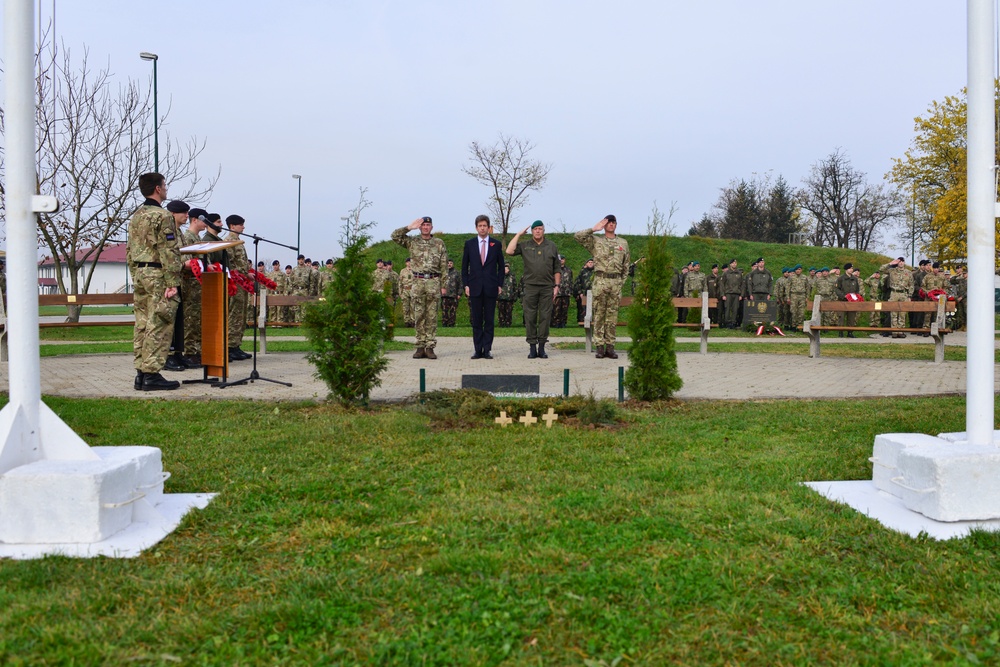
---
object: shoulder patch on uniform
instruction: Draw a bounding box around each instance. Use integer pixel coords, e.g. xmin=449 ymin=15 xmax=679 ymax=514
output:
xmin=165 ymin=233 xmax=176 ymax=241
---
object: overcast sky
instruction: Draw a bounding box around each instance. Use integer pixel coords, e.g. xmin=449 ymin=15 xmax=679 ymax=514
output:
xmin=1 ymin=1 xmax=972 ymax=262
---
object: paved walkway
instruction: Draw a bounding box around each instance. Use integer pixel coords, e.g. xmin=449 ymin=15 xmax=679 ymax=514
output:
xmin=4 ymin=332 xmax=995 ymax=402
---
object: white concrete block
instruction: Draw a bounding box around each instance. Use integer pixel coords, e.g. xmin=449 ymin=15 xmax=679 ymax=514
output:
xmin=871 ymin=433 xmax=942 ymax=493
xmin=937 ymin=430 xmax=1000 ymax=444
xmin=0 ymin=458 xmax=138 ymax=543
xmin=895 ymin=443 xmax=1000 ymax=521
xmin=93 ymin=447 xmax=166 ymax=506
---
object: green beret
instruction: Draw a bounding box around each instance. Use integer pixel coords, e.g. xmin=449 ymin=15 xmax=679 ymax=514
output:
xmin=793 ymin=264 xmax=802 ymax=270
xmin=531 ymin=220 xmax=544 ymax=229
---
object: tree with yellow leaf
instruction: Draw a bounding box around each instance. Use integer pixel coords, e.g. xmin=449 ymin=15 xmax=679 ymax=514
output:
xmin=890 ymin=84 xmax=1000 ymax=263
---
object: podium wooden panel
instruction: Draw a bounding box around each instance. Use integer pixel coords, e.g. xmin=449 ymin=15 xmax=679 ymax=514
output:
xmin=200 ymin=272 xmax=229 ymax=380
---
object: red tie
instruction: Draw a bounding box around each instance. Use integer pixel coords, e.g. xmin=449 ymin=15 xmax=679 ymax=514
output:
xmin=480 ymin=239 xmax=487 ymax=265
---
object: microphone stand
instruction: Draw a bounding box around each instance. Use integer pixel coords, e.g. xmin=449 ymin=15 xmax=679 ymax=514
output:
xmin=217 ymin=230 xmax=298 ymax=388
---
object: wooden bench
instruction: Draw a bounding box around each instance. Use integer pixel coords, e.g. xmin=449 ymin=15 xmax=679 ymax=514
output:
xmin=582 ymin=291 xmax=718 ymax=354
xmin=37 ymin=293 xmax=136 ymax=327
xmin=254 ymin=292 xmax=319 ymax=353
xmin=803 ymin=294 xmax=955 ymax=363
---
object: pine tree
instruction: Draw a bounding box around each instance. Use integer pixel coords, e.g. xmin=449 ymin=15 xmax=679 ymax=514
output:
xmin=303 ymin=190 xmax=389 ymax=406
xmin=624 ymin=206 xmax=683 ymax=401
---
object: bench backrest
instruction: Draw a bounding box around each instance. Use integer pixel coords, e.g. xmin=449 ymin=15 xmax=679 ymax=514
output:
xmin=817 ymin=299 xmax=955 ymax=313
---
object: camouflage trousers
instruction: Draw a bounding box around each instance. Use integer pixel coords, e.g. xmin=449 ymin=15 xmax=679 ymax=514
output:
xmin=789 ymin=294 xmax=807 ymax=329
xmin=411 ymin=278 xmax=440 ymax=349
xmin=498 ymin=300 xmax=514 ymax=327
xmin=591 ymin=277 xmax=624 ymax=346
xmin=551 ymin=295 xmax=570 ymax=327
xmin=133 ymin=267 xmax=180 ymax=373
xmin=820 ymin=298 xmax=839 ymax=326
xmin=777 ymin=301 xmax=790 ymax=328
xmin=229 ymin=287 xmax=249 ymax=348
xmin=401 ymin=289 xmax=414 ymax=325
xmin=181 ymin=274 xmax=202 ymax=356
xmin=575 ymin=296 xmax=586 ymax=326
xmin=441 ymin=296 xmax=459 ymax=327
xmin=889 ymin=291 xmax=908 ymax=328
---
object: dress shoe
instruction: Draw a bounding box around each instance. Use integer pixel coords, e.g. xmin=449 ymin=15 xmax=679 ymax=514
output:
xmin=142 ymin=372 xmax=180 ymax=391
xmin=537 ymin=343 xmax=548 ymax=359
xmin=471 ymin=352 xmax=483 ymax=359
xmin=164 ymin=355 xmax=187 ymax=372
xmin=413 ymin=347 xmax=426 ymax=359
xmin=482 ymin=352 xmax=493 ymax=359
xmin=134 ymin=371 xmax=145 ymax=390
xmin=228 ymin=348 xmax=247 ymax=362
xmin=846 ymin=332 xmax=855 ymax=338
xmin=528 ymin=344 xmax=537 ymax=359
xmin=606 ymin=345 xmax=619 ymax=360
xmin=595 ymin=345 xmax=606 ymax=359
xmin=424 ymin=348 xmax=437 ymax=360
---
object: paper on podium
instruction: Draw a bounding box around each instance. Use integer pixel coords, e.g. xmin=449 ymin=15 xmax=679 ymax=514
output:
xmin=180 ymin=240 xmax=244 ymax=254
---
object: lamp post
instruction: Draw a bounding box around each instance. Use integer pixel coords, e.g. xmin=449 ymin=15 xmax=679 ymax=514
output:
xmin=139 ymin=52 xmax=158 ymax=171
xmin=292 ymin=174 xmax=302 ymax=252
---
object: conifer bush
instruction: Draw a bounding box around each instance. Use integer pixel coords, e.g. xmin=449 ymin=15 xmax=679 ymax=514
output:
xmin=624 ymin=211 xmax=683 ymax=400
xmin=303 ymin=192 xmax=389 ymax=405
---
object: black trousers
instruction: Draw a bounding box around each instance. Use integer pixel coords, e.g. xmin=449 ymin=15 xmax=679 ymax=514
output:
xmin=469 ymin=293 xmax=497 ymax=354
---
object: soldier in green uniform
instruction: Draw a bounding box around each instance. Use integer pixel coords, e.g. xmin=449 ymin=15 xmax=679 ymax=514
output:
xmin=774 ymin=267 xmax=790 ymax=329
xmin=881 ymin=257 xmax=914 ymax=337
xmin=441 ymin=259 xmax=462 ymax=327
xmin=498 ymin=264 xmax=519 ymax=327
xmin=290 ymin=255 xmax=312 ymax=322
xmin=224 ymin=215 xmax=252 ymax=361
xmin=574 ymin=258 xmax=595 ymax=326
xmin=393 ymin=216 xmax=448 ymax=358
xmin=507 ymin=220 xmax=561 ymax=358
xmin=684 ymin=261 xmax=707 ymax=326
xmin=788 ymin=264 xmax=809 ymax=331
xmin=951 ymin=265 xmax=967 ymax=330
xmin=574 ymin=215 xmax=630 ymax=359
xmin=813 ymin=267 xmax=837 ymax=326
xmin=265 ymin=260 xmax=286 ymax=324
xmin=706 ymin=263 xmax=721 ymax=324
xmin=719 ymin=258 xmax=743 ymax=328
xmin=126 ymin=173 xmax=182 ymax=391
xmin=835 ymin=262 xmax=861 ymax=336
xmin=551 ymin=256 xmax=573 ymax=328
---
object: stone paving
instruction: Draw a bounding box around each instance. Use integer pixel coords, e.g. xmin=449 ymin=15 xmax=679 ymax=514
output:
xmin=4 ymin=331 xmax=995 ymax=402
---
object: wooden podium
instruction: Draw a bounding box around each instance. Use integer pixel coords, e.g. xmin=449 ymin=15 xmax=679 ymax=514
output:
xmin=181 ymin=240 xmax=244 ymax=383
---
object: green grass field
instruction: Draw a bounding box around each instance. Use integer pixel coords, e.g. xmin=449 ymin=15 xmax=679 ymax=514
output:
xmin=1 ymin=395 xmax=998 ymax=665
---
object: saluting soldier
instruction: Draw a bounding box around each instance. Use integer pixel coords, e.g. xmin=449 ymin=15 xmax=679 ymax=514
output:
xmin=507 ymin=220 xmax=561 ymax=359
xmin=393 ymin=216 xmax=448 ymax=359
xmin=574 ymin=215 xmax=630 ymax=359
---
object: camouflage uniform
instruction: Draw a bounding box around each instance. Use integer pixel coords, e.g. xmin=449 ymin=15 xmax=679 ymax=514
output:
xmin=774 ymin=273 xmax=789 ymax=328
xmin=441 ymin=266 xmax=462 ymax=327
xmin=551 ymin=264 xmax=573 ymax=327
xmin=573 ymin=265 xmax=594 ymax=325
xmin=127 ymin=200 xmax=182 ymax=374
xmin=180 ymin=228 xmax=203 ymax=356
xmin=290 ymin=263 xmax=312 ymax=322
xmin=393 ymin=226 xmax=448 ymax=351
xmin=318 ymin=266 xmax=334 ymax=296
xmin=881 ymin=262 xmax=914 ymax=331
xmin=574 ymin=228 xmax=630 ymax=349
xmin=227 ymin=235 xmax=250 ymax=348
xmin=951 ymin=272 xmax=967 ymax=330
xmin=498 ymin=269 xmax=519 ymax=327
xmin=267 ymin=267 xmax=287 ymax=323
xmin=399 ymin=265 xmax=415 ymax=326
xmin=814 ymin=274 xmax=838 ymax=326
xmin=788 ymin=271 xmax=810 ymax=330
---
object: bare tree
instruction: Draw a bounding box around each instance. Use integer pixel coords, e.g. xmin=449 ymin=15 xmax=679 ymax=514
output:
xmin=797 ymin=149 xmax=901 ymax=251
xmin=462 ymin=133 xmax=551 ymax=241
xmin=0 ymin=37 xmax=217 ymax=319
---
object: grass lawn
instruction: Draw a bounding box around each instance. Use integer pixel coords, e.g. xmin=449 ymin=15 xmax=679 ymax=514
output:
xmin=2 ymin=395 xmax=999 ymax=664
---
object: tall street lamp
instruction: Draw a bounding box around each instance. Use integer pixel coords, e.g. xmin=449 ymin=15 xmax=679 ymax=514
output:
xmin=139 ymin=52 xmax=158 ymax=171
xmin=292 ymin=174 xmax=302 ymax=252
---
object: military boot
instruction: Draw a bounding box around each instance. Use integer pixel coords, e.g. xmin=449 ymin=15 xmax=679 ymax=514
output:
xmin=595 ymin=345 xmax=606 ymax=359
xmin=528 ymin=344 xmax=537 ymax=359
xmin=413 ymin=347 xmax=426 ymax=359
xmin=424 ymin=348 xmax=437 ymax=360
xmin=142 ymin=372 xmax=180 ymax=391
xmin=134 ymin=371 xmax=145 ymax=391
xmin=537 ymin=343 xmax=548 ymax=359
xmin=606 ymin=345 xmax=619 ymax=360
xmin=164 ymin=354 xmax=187 ymax=372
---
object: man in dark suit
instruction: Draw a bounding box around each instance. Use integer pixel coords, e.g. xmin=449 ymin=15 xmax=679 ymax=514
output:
xmin=462 ymin=214 xmax=505 ymax=359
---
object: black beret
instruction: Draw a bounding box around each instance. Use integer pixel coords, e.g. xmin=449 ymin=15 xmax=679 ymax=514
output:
xmin=226 ymin=214 xmax=245 ymax=227
xmin=754 ymin=257 xmax=764 ymax=264
xmin=166 ymin=200 xmax=190 ymax=213
xmin=711 ymin=263 xmax=718 ymax=269
xmin=932 ymin=261 xmax=940 ymax=269
xmin=844 ymin=263 xmax=853 ymax=270
xmin=606 ymin=214 xmax=617 ymax=223
xmin=207 ymin=213 xmax=221 ymax=223
xmin=188 ymin=207 xmax=208 ymax=220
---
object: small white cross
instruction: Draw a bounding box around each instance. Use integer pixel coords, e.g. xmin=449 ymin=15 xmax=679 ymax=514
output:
xmin=494 ymin=411 xmax=513 ymax=427
xmin=519 ymin=411 xmax=538 ymax=427
xmin=541 ymin=408 xmax=559 ymax=428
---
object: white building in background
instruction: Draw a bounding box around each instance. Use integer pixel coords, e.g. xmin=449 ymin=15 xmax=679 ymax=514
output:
xmin=36 ymin=242 xmax=130 ymax=295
